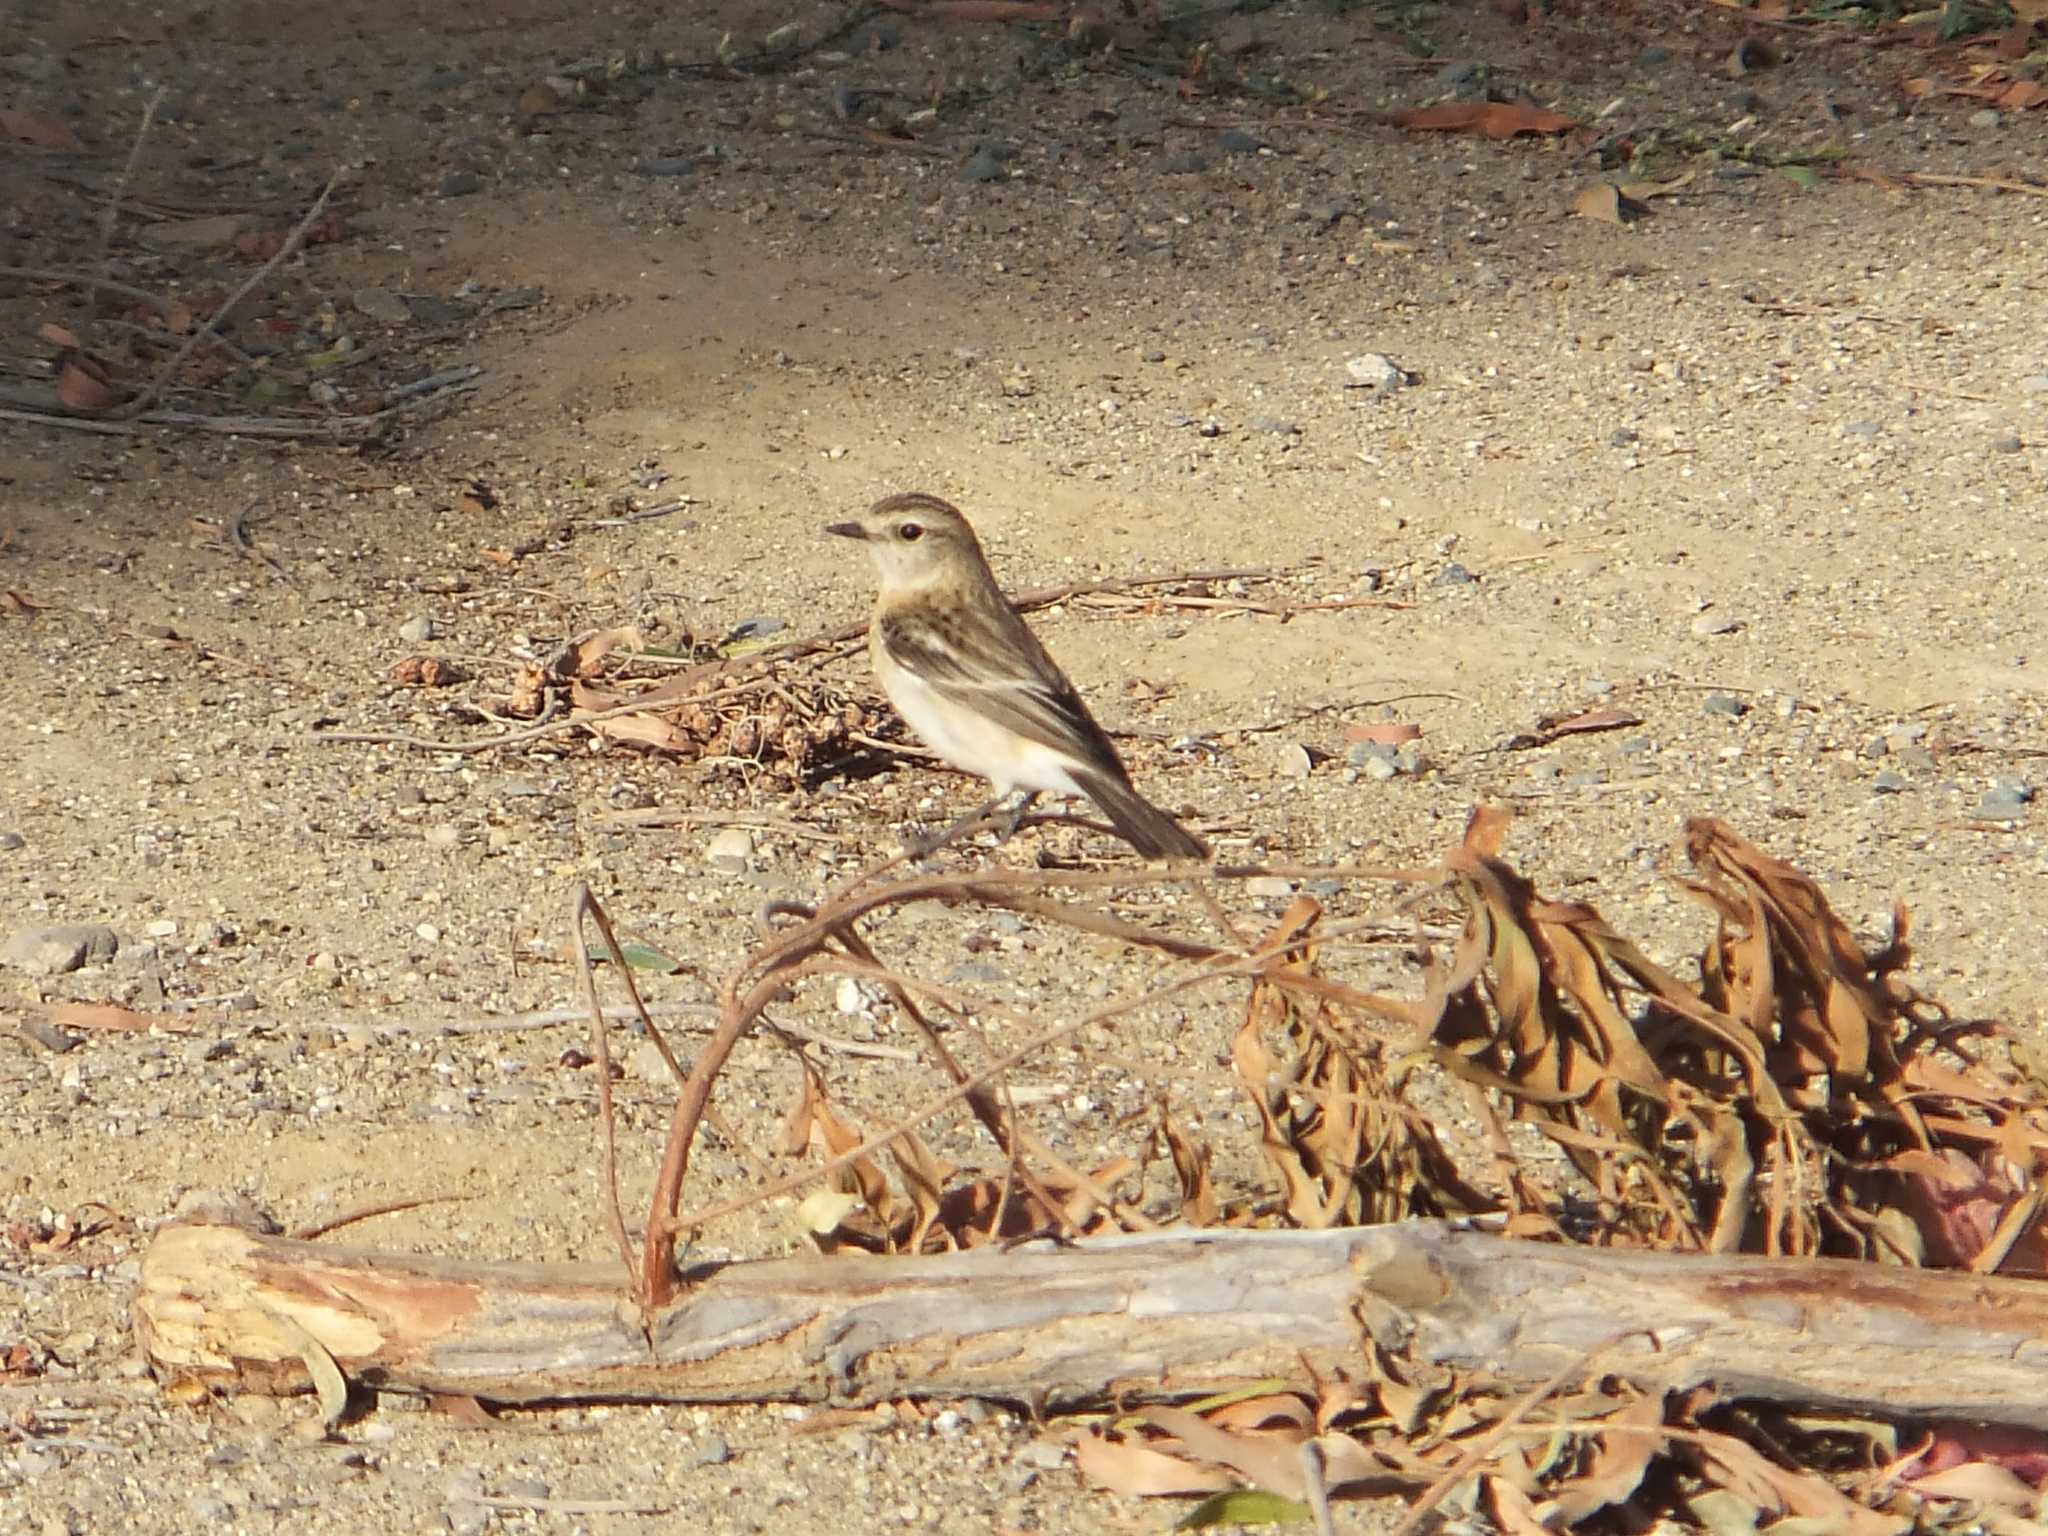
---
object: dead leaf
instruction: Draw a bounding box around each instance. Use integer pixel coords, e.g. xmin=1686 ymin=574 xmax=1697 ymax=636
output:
xmin=1619 ymin=170 xmax=1695 ymax=201
xmin=1539 ymin=705 xmax=1644 ymax=738
xmin=428 ymin=1393 xmax=498 ymax=1427
xmin=1344 ymin=721 xmax=1422 ymax=747
xmin=1072 ymin=1431 xmax=1234 ymax=1496
xmin=0 ymin=109 xmax=83 ymax=151
xmin=1389 ymin=102 xmax=1580 ymax=140
xmin=566 ymin=625 xmax=645 ymax=677
xmin=56 ymin=353 xmax=117 ymax=413
xmin=587 ymin=712 xmax=694 ymax=753
xmin=44 ymin=1001 xmax=186 ymax=1034
xmin=38 ymin=322 xmax=79 ymax=348
xmin=1999 ymin=80 xmax=2048 ymax=110
xmin=1569 ymin=182 xmax=1629 ymax=225
xmin=1906 ymin=1460 xmax=2043 ymax=1509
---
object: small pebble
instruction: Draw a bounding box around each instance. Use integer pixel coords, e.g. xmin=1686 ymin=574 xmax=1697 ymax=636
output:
xmin=1436 ymin=562 xmax=1477 ymax=587
xmin=500 ymin=1476 xmax=550 ymax=1500
xmin=1015 ymin=1438 xmax=1068 ymax=1470
xmin=1248 ymin=416 xmax=1299 ymax=436
xmin=1840 ymin=420 xmax=1881 ymax=438
xmin=1969 ymin=107 xmax=2001 ymax=128
xmin=1990 ymin=431 xmax=2024 ymax=454
xmin=961 ymin=147 xmax=1007 ymax=182
xmin=1245 ymin=876 xmax=1295 ymax=899
xmin=0 ymin=831 xmax=23 ymax=851
xmin=1690 ymin=613 xmax=1740 ymax=637
xmin=399 ymin=615 xmax=437 ymax=644
xmin=705 ymin=827 xmax=755 ymax=872
xmin=3 ymin=924 xmax=120 ymax=976
xmin=1343 ymin=353 xmax=1408 ymax=391
xmin=351 ymin=288 xmax=412 ymax=326
xmin=415 ymin=922 xmax=442 ymax=944
xmin=1700 ymin=694 xmax=1747 ymax=717
xmin=1872 ymin=770 xmax=1910 ymax=794
xmin=1609 ymin=427 xmax=1639 ymax=447
xmin=690 ymin=1434 xmax=732 ymax=1467
xmin=1141 ymin=348 xmax=1166 ymax=363
xmin=1159 ymin=151 xmax=1209 ymax=175
xmin=636 ymin=157 xmax=696 ymax=177
xmin=439 ymin=169 xmax=482 ymax=197
xmin=1274 ymin=742 xmax=1313 ymax=779
xmin=1217 ymin=128 xmax=1262 ymax=154
xmin=1976 ymin=791 xmax=2030 ymax=820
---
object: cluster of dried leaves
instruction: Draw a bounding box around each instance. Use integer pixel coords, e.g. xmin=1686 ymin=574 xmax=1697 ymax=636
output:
xmin=663 ymin=810 xmax=2048 ymax=1530
xmin=479 ymin=624 xmax=893 ymax=785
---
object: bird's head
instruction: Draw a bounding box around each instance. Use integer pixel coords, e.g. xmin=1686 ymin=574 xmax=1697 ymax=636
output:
xmin=826 ymin=493 xmax=988 ymax=593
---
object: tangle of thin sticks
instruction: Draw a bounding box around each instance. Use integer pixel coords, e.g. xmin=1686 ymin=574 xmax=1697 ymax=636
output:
xmin=581 ymin=855 xmax=1426 ymax=1308
xmin=114 ymin=166 xmax=346 ymax=420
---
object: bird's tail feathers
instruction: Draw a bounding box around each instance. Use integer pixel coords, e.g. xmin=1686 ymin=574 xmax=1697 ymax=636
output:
xmin=1074 ymin=770 xmax=1208 ymax=861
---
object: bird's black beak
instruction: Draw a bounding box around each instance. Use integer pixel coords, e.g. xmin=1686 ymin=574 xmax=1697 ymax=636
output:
xmin=824 ymin=521 xmax=867 ymax=540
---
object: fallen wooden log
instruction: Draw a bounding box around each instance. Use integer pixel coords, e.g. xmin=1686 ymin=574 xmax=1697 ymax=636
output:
xmin=134 ymin=1218 xmax=2048 ymax=1424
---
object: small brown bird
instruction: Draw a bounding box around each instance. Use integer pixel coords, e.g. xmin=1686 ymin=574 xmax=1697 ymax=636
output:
xmin=827 ymin=493 xmax=1207 ymax=860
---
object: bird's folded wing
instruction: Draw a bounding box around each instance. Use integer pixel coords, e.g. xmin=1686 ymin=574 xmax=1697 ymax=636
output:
xmin=877 ymin=606 xmax=1125 ymax=773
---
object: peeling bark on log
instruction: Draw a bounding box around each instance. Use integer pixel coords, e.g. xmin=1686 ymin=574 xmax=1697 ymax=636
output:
xmin=135 ymin=1219 xmax=2048 ymax=1424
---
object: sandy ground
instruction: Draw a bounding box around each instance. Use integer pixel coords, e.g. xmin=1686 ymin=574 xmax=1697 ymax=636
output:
xmin=3 ymin=0 xmax=2046 ymax=1528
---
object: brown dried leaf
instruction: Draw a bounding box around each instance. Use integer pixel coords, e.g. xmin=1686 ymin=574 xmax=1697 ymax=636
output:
xmin=1547 ymin=1388 xmax=1667 ymax=1522
xmin=56 ymin=353 xmax=117 ymax=413
xmin=1569 ymin=182 xmax=1628 ymax=225
xmin=44 ymin=1001 xmax=181 ymax=1034
xmin=0 ymin=109 xmax=83 ymax=151
xmin=1072 ymin=1431 xmax=1233 ymax=1496
xmin=1160 ymin=1106 xmax=1219 ymax=1227
xmin=38 ymin=322 xmax=79 ymax=348
xmin=566 ymin=625 xmax=645 ymax=678
xmin=1344 ymin=720 xmax=1421 ymax=746
xmin=1390 ymin=102 xmax=1580 ymax=140
xmin=1539 ymin=705 xmax=1643 ymax=738
xmin=1139 ymin=1406 xmax=1307 ymax=1499
xmin=587 ymin=712 xmax=693 ymax=753
xmin=1693 ymin=1425 xmax=1907 ymax=1535
xmin=887 ymin=1130 xmax=953 ymax=1253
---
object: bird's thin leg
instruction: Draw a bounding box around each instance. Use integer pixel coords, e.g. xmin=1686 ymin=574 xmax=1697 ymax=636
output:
xmin=904 ymin=795 xmax=1007 ymax=860
xmin=996 ymin=791 xmax=1040 ymax=842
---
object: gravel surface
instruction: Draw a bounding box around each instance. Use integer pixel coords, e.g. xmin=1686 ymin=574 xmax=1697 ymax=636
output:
xmin=3 ymin=0 xmax=2045 ymax=1528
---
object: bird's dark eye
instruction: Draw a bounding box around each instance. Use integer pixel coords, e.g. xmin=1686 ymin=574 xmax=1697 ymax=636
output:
xmin=897 ymin=522 xmax=924 ymax=542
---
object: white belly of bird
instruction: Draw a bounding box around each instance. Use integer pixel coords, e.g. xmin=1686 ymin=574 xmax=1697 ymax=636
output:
xmin=883 ymin=665 xmax=1087 ymax=800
